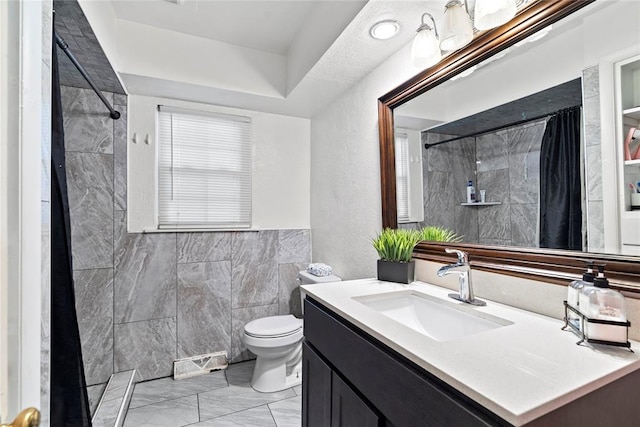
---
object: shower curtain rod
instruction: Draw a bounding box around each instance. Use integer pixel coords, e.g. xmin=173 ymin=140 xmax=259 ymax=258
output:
xmin=54 ymin=32 xmax=121 ymax=120
xmin=423 ymin=105 xmax=581 ymax=150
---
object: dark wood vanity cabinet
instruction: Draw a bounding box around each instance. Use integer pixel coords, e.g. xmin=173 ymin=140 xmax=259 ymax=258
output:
xmin=302 ymin=297 xmax=503 ymax=427
xmin=302 ymin=296 xmax=640 ymax=427
xmin=302 ymin=341 xmax=382 ymax=427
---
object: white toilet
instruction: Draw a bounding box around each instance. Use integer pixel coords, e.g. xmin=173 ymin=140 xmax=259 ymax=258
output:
xmin=242 ymin=270 xmax=341 ymax=393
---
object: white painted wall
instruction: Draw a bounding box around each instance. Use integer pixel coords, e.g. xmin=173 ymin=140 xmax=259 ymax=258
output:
xmin=310 ymin=42 xmax=419 ymax=280
xmin=128 ymin=95 xmax=310 ymax=232
xmin=310 ymin=1 xmax=640 ymax=280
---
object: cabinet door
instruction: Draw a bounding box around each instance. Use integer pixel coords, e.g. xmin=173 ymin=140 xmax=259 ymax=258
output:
xmin=331 ymin=373 xmax=382 ymax=427
xmin=302 ymin=342 xmax=332 ymax=427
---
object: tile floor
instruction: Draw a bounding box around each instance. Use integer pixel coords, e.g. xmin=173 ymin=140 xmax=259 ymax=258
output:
xmin=122 ymin=360 xmax=302 ymax=427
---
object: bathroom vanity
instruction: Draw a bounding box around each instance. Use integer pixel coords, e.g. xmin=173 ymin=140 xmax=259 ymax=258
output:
xmin=301 ymin=280 xmax=640 ymax=426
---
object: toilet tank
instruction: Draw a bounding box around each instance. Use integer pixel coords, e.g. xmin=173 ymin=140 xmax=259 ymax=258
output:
xmin=298 ymin=270 xmax=341 ymax=315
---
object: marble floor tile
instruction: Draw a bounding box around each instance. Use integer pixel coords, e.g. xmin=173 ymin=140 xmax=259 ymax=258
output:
xmin=268 ymin=395 xmax=302 ymax=427
xmin=190 ymin=406 xmax=276 ymax=427
xmin=225 ymin=360 xmax=256 ymax=387
xmin=198 ymin=384 xmax=295 ymax=421
xmin=129 ymin=371 xmax=228 ymax=409
xmin=123 ymin=395 xmax=200 ymax=427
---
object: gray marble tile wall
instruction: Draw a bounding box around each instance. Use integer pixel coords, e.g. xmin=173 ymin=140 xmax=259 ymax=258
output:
xmin=419 ymin=120 xmax=546 ymax=247
xmin=62 ymin=86 xmax=311 ymax=386
xmin=582 ymin=66 xmax=605 ymax=252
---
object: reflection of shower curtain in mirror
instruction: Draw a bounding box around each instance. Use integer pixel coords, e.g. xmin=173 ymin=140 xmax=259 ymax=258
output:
xmin=539 ymin=107 xmax=582 ymax=250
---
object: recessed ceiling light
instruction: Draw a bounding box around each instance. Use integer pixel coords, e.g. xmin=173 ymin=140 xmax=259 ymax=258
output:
xmin=370 ymin=20 xmax=400 ymax=40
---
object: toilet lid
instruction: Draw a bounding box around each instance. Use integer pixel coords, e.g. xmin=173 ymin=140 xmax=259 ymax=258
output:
xmin=245 ymin=315 xmax=303 ymax=338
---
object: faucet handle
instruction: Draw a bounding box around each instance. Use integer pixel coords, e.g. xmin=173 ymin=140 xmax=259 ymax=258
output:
xmin=445 ymin=248 xmax=468 ymax=263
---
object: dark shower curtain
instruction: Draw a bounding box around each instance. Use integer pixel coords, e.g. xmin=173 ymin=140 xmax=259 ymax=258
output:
xmin=51 ymin=30 xmax=93 ymax=427
xmin=539 ymin=106 xmax=582 ymax=250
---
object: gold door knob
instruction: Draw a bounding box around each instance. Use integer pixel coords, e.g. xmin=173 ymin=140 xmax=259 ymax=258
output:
xmin=1 ymin=408 xmax=40 ymax=427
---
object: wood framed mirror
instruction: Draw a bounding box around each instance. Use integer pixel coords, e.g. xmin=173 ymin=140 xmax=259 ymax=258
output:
xmin=378 ymin=0 xmax=640 ymax=292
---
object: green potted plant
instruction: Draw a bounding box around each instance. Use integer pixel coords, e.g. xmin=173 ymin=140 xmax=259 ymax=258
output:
xmin=372 ymin=228 xmax=421 ymax=284
xmin=419 ymin=226 xmax=463 ymax=243
xmin=372 ymin=226 xmax=463 ymax=284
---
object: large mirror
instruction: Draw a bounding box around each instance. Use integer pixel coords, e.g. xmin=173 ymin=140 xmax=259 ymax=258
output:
xmin=378 ymin=0 xmax=640 ymax=290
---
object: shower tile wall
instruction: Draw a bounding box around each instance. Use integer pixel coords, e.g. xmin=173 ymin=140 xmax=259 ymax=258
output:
xmin=62 ymin=86 xmax=311 ymax=386
xmin=420 ymin=120 xmax=546 ymax=247
xmin=582 ymin=65 xmax=605 ymax=252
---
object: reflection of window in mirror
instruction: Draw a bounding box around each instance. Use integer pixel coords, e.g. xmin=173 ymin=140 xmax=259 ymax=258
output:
xmin=395 ymin=128 xmax=423 ymax=223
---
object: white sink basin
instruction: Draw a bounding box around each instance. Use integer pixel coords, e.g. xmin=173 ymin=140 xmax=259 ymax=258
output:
xmin=353 ymin=290 xmax=512 ymax=342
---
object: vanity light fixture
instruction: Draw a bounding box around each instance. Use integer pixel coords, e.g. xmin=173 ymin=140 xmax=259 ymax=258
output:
xmin=411 ymin=13 xmax=441 ymax=68
xmin=440 ymin=0 xmax=474 ymax=51
xmin=370 ymin=20 xmax=400 ymax=40
xmin=474 ymin=0 xmax=517 ymax=30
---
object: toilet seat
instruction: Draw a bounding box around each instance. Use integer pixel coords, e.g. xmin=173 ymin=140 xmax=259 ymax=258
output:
xmin=244 ymin=315 xmax=303 ymax=338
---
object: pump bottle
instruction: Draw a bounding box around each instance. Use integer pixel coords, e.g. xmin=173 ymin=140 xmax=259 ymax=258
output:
xmin=567 ymin=262 xmax=595 ymax=330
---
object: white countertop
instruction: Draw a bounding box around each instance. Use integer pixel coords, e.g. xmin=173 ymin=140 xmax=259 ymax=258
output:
xmin=301 ymin=279 xmax=640 ymax=426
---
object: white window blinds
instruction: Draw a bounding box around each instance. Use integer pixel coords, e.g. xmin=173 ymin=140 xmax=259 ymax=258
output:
xmin=157 ymin=106 xmax=252 ymax=229
xmin=395 ymin=132 xmax=410 ymax=222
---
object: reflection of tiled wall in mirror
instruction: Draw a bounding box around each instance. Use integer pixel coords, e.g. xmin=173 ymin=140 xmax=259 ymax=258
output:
xmin=582 ymin=65 xmax=605 ymax=253
xmin=417 ymin=120 xmax=547 ymax=249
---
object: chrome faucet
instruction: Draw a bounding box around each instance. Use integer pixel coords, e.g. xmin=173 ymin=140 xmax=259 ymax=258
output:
xmin=437 ymin=248 xmax=486 ymax=306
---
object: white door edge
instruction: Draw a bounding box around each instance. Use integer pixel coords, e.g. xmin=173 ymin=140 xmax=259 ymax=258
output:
xmin=0 ymin=0 xmax=46 ymax=421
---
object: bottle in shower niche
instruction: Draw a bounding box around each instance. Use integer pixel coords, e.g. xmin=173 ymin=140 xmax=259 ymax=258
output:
xmin=466 ymin=180 xmax=476 ymax=203
xmin=567 ymin=262 xmax=595 ymax=330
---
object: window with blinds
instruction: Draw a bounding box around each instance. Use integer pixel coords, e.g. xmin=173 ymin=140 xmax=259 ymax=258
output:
xmin=395 ymin=132 xmax=410 ymax=222
xmin=157 ymin=106 xmax=252 ymax=229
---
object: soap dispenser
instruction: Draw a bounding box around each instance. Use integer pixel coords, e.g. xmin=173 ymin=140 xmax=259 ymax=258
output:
xmin=567 ymin=262 xmax=595 ymax=329
xmin=581 ymin=266 xmax=628 ymax=343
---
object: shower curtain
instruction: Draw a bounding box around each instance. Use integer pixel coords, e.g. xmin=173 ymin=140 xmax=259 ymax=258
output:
xmin=539 ymin=106 xmax=582 ymax=250
xmin=50 ymin=29 xmax=93 ymax=427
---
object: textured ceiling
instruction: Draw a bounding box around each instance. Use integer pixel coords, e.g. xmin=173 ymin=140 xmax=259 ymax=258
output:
xmin=110 ymin=0 xmax=320 ymax=55
xmin=53 ymin=0 xmax=124 ymax=94
xmin=425 ymin=78 xmax=582 ymax=138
